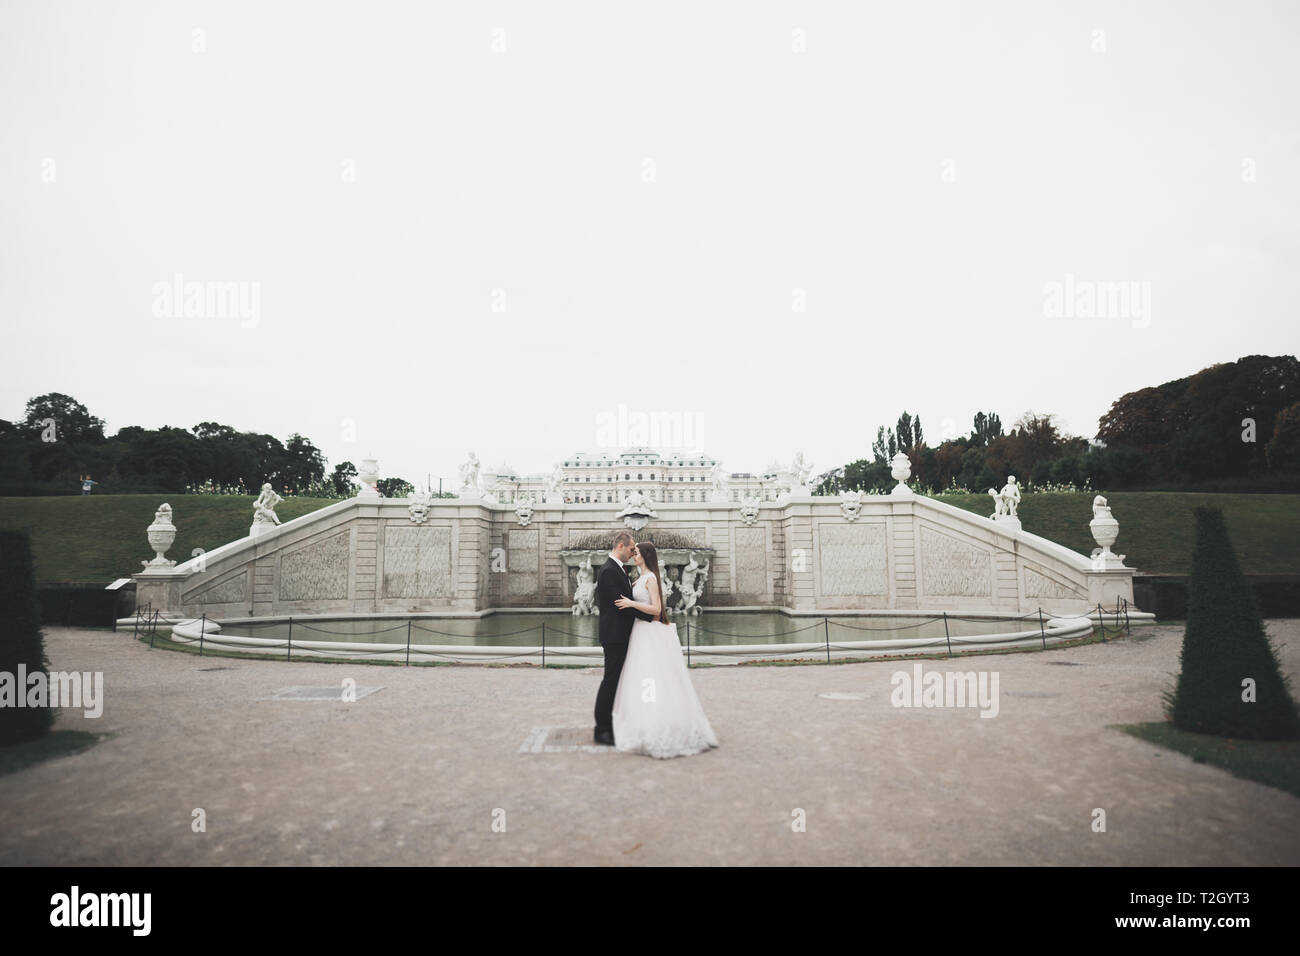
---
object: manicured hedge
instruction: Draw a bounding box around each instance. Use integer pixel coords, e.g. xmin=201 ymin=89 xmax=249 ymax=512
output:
xmin=1164 ymin=508 xmax=1299 ymax=740
xmin=0 ymin=531 xmax=54 ymax=745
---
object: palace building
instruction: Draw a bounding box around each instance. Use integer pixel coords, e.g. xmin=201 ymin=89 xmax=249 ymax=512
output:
xmin=480 ymin=448 xmax=788 ymax=505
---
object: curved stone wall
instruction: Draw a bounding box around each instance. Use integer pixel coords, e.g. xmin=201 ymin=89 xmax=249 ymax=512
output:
xmin=133 ymin=492 xmax=1133 ymax=618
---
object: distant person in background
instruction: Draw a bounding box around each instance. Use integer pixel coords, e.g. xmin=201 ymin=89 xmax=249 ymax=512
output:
xmin=79 ymin=475 xmax=99 ymax=495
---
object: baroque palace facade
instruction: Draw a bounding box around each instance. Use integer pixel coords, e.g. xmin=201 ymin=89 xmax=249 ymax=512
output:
xmin=480 ymin=447 xmax=790 ymax=505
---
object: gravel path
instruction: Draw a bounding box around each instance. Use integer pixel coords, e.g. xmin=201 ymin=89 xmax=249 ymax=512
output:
xmin=1 ymin=621 xmax=1297 ymax=865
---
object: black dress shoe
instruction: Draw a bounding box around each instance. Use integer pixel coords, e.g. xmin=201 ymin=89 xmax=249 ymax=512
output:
xmin=593 ymin=730 xmax=615 ymax=746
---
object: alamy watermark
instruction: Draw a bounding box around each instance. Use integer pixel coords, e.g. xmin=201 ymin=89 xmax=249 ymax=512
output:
xmin=50 ymin=886 xmax=150 ymax=935
xmin=1042 ymin=274 xmax=1150 ymax=329
xmin=890 ymin=663 xmax=999 ymax=718
xmin=595 ymin=404 xmax=705 ymax=451
xmin=0 ymin=666 xmax=103 ymax=718
xmin=152 ymin=273 xmax=261 ymax=328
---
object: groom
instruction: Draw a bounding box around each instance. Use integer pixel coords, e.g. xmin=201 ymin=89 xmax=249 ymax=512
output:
xmin=593 ymin=530 xmax=653 ymax=745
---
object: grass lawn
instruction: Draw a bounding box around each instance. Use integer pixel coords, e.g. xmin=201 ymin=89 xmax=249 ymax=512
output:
xmin=0 ymin=729 xmax=106 ymax=778
xmin=934 ymin=492 xmax=1300 ymax=576
xmin=1118 ymin=721 xmax=1300 ymax=799
xmin=0 ymin=494 xmax=337 ymax=585
xmin=1 ymin=492 xmax=1297 ymax=585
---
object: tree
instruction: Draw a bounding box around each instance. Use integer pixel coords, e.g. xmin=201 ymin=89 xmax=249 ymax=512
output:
xmin=377 ymin=477 xmax=414 ymax=497
xmin=1165 ymin=508 xmax=1299 ymax=740
xmin=932 ymin=441 xmax=965 ymax=489
xmin=958 ymin=447 xmax=994 ymax=491
xmin=870 ymin=426 xmax=895 ymax=464
xmin=117 ymin=426 xmax=211 ymax=491
xmin=895 ymin=411 xmax=923 ymax=454
xmin=0 ymin=531 xmax=54 ymax=744
xmin=1096 ymin=386 xmax=1174 ymax=449
xmin=1265 ymin=402 xmax=1300 ymax=473
xmin=279 ymin=434 xmax=327 ymax=492
xmin=970 ymin=412 xmax=1003 ymax=448
xmin=331 ymin=461 xmax=359 ymax=496
xmin=22 ymin=393 xmax=105 ymax=443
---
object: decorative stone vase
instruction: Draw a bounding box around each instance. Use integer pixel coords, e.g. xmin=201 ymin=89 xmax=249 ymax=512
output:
xmin=357 ymin=456 xmax=380 ymax=498
xmin=890 ymin=452 xmax=912 ymax=495
xmin=1089 ymin=511 xmax=1122 ymax=566
xmin=142 ymin=503 xmax=177 ymax=571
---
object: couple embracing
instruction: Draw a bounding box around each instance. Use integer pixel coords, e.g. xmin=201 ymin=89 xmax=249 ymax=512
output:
xmin=592 ymin=530 xmax=718 ymax=759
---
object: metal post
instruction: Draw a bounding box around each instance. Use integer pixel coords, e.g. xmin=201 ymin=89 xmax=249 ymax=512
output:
xmin=541 ymin=621 xmax=546 ymax=669
xmin=824 ymin=617 xmax=831 ymax=663
xmin=287 ymin=616 xmax=293 ymax=661
xmin=199 ymin=613 xmax=206 ymax=657
xmin=685 ymin=617 xmax=691 ymax=668
xmin=1097 ymin=603 xmax=1105 ymax=642
xmin=1038 ymin=607 xmax=1047 ymax=650
xmin=943 ymin=611 xmax=952 ymax=657
xmin=150 ymin=610 xmax=158 ymax=649
xmin=406 ymin=619 xmax=412 ymax=666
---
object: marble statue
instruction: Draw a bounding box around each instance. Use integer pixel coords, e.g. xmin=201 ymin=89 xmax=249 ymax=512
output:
xmin=459 ymin=452 xmax=481 ymax=494
xmin=546 ymin=464 xmax=565 ymax=503
xmin=660 ymin=571 xmax=675 ymax=617
xmin=692 ymin=555 xmax=709 ymax=613
xmin=515 ymin=500 xmax=534 ymax=527
xmin=142 ymin=503 xmax=177 ymax=570
xmin=841 ymin=489 xmax=864 ymax=522
xmin=250 ymin=483 xmax=283 ymax=537
xmin=998 ymin=476 xmax=1021 ymax=518
xmin=709 ymin=463 xmax=729 ymax=503
xmin=739 ymin=495 xmax=761 ymax=526
xmin=407 ymin=491 xmax=432 ymax=525
xmin=988 ymin=486 xmax=1005 ymax=517
xmin=617 ymin=489 xmax=658 ymax=531
xmin=679 ymin=553 xmax=708 ymax=615
xmin=791 ymin=451 xmax=813 ymax=490
xmin=572 ymin=556 xmax=598 ymax=615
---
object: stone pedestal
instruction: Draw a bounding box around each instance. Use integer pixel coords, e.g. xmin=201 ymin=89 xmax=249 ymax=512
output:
xmin=132 ymin=570 xmax=189 ymax=615
xmin=992 ymin=514 xmax=1021 ymax=533
xmin=1087 ymin=567 xmax=1136 ymax=609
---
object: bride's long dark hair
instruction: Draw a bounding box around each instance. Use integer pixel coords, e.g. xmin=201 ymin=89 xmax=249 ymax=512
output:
xmin=637 ymin=541 xmax=670 ymax=624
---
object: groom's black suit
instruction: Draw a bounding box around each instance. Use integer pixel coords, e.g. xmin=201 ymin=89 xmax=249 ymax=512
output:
xmin=594 ymin=554 xmax=652 ymax=739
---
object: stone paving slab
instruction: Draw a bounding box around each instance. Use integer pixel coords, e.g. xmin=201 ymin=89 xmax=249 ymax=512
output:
xmin=0 ymin=623 xmax=1297 ymax=865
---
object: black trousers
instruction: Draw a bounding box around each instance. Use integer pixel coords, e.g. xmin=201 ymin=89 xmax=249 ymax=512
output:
xmin=594 ymin=640 xmax=629 ymax=735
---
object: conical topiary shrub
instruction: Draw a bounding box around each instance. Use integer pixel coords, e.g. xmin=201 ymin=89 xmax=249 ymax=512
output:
xmin=0 ymin=530 xmax=54 ymax=745
xmin=1165 ymin=507 xmax=1299 ymax=740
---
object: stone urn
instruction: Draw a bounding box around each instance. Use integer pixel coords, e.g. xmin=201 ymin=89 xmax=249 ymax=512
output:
xmin=1089 ymin=495 xmax=1124 ymax=567
xmin=142 ymin=503 xmax=177 ymax=571
xmin=890 ymin=451 xmax=912 ymax=495
xmin=357 ymin=456 xmax=380 ymax=498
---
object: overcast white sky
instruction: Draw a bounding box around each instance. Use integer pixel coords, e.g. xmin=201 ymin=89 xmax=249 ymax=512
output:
xmin=2 ymin=0 xmax=1297 ymax=487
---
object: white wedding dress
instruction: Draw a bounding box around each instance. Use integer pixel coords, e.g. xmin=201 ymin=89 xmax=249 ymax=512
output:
xmin=613 ymin=571 xmax=719 ymax=759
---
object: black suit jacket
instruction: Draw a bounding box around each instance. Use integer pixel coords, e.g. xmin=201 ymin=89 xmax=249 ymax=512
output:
xmin=596 ymin=556 xmax=651 ymax=645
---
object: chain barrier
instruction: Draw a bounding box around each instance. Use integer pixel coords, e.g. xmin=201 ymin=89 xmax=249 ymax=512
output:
xmin=136 ymin=598 xmax=1132 ymax=665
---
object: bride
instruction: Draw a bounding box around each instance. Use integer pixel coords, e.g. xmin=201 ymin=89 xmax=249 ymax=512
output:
xmin=612 ymin=541 xmax=719 ymax=759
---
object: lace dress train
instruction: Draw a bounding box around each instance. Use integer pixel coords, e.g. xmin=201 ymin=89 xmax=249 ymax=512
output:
xmin=612 ymin=573 xmax=719 ymax=759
